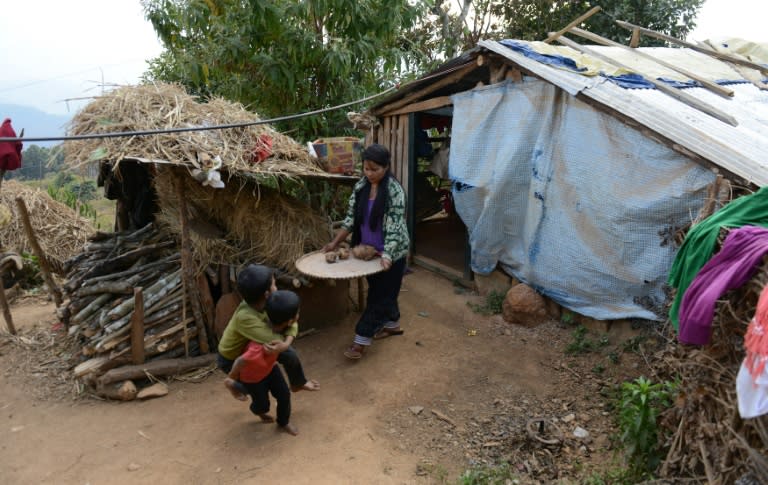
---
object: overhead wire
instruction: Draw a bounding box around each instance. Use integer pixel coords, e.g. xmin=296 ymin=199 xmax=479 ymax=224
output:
xmin=0 ymin=85 xmax=399 ymax=143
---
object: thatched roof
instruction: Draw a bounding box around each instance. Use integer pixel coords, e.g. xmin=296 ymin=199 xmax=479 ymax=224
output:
xmin=0 ymin=180 xmax=94 ymax=271
xmin=63 ymin=83 xmax=328 ymax=179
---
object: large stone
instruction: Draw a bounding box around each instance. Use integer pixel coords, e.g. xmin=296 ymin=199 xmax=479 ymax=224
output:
xmin=502 ymin=284 xmax=547 ymax=326
xmin=474 ymin=268 xmax=517 ymax=298
xmin=137 ymin=382 xmax=169 ymax=400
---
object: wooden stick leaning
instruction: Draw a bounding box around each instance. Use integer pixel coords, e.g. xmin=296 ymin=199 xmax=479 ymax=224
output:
xmin=544 ymin=6 xmax=602 ymax=44
xmin=615 ymin=20 xmax=768 ymax=75
xmin=0 ymin=282 xmax=15 ymax=335
xmin=551 ymin=34 xmax=738 ymax=127
xmin=568 ymin=27 xmax=734 ymax=99
xmin=15 ymin=197 xmax=64 ymax=308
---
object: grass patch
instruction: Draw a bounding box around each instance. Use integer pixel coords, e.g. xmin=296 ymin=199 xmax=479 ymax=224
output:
xmin=565 ymin=325 xmax=609 ymax=355
xmin=467 ymin=289 xmax=505 ymax=315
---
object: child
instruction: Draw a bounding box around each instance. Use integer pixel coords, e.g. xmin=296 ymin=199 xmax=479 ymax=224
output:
xmin=224 ymin=290 xmax=301 ymax=435
xmin=217 ymin=264 xmax=319 ymax=393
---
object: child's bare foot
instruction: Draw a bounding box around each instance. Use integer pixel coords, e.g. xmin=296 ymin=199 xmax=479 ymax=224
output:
xmin=258 ymin=413 xmax=275 ymax=423
xmin=279 ymin=423 xmax=299 ymax=436
xmin=291 ymin=379 xmax=320 ymax=393
xmin=224 ymin=378 xmax=248 ymax=401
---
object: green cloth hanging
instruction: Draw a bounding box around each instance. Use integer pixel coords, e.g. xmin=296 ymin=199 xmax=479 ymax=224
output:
xmin=669 ymin=186 xmax=768 ymax=329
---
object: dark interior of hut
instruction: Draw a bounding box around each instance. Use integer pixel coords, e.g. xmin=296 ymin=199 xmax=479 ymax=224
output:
xmin=411 ymin=112 xmax=469 ymax=279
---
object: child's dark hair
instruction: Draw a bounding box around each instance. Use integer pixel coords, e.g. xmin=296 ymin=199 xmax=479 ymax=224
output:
xmin=266 ymin=290 xmax=300 ymax=325
xmin=237 ymin=264 xmax=273 ymax=304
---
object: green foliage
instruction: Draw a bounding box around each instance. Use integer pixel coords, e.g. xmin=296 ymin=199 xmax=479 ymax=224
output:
xmin=10 ymin=144 xmax=65 ymax=181
xmin=142 ymin=0 xmax=426 ymax=140
xmin=566 ymin=325 xmax=609 ymax=354
xmin=467 ymin=289 xmax=505 ymax=315
xmin=47 ymin=185 xmax=99 ymax=225
xmin=618 ymin=377 xmax=677 ymax=479
xmin=486 ymin=0 xmax=704 ymax=46
xmin=17 ymin=252 xmax=44 ymax=288
xmin=459 ymin=462 xmax=516 ymax=485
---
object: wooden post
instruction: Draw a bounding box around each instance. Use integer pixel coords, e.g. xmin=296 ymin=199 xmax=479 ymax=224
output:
xmin=15 ymin=197 xmax=64 ymax=307
xmin=173 ymin=174 xmax=210 ymax=354
xmin=629 ymin=27 xmax=641 ymax=48
xmin=0 ymin=283 xmax=16 ymax=335
xmin=130 ymin=287 xmax=145 ymax=364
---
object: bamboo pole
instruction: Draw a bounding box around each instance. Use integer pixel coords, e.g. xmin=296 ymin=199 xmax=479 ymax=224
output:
xmin=0 ymin=282 xmax=15 ymax=335
xmin=130 ymin=287 xmax=145 ymax=364
xmin=173 ymin=174 xmax=209 ymax=354
xmin=15 ymin=197 xmax=63 ymax=307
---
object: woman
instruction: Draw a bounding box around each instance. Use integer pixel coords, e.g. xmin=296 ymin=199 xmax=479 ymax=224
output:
xmin=323 ymin=144 xmax=410 ymax=359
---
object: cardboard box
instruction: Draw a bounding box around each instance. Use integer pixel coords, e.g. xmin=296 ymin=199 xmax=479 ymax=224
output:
xmin=312 ymin=137 xmax=363 ymax=175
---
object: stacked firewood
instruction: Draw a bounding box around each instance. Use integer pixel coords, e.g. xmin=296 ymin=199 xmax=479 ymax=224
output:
xmin=59 ymin=224 xmax=201 ymax=382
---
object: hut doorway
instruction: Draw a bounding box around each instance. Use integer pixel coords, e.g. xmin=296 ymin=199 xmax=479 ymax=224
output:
xmin=409 ymin=112 xmax=470 ymax=281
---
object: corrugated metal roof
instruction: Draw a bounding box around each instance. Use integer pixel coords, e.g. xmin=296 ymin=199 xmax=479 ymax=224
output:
xmin=479 ymin=39 xmax=768 ymax=186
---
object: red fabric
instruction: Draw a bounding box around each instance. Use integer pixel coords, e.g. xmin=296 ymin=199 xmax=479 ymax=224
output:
xmin=745 ymin=285 xmax=768 ymax=382
xmin=0 ymin=119 xmax=22 ymax=171
xmin=238 ymin=340 xmax=278 ymax=383
xmin=250 ymin=134 xmax=273 ymax=163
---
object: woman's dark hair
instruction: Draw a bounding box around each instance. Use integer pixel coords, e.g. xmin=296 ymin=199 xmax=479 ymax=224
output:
xmin=237 ymin=264 xmax=273 ymax=304
xmin=266 ymin=290 xmax=300 ymax=325
xmin=362 ymin=144 xmax=391 ymax=167
xmin=355 ymin=144 xmax=391 ymax=231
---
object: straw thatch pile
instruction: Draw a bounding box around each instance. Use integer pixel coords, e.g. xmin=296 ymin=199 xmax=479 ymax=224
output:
xmin=153 ymin=167 xmax=330 ymax=271
xmin=64 ymin=83 xmax=325 ymax=177
xmin=0 ymin=180 xmax=93 ymax=272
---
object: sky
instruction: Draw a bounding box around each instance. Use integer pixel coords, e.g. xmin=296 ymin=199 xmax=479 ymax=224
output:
xmin=0 ymin=0 xmax=766 ymax=117
xmin=0 ymin=1 xmax=162 ymax=115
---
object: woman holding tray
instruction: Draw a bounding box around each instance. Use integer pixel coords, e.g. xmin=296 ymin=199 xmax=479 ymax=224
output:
xmin=323 ymin=143 xmax=410 ymax=360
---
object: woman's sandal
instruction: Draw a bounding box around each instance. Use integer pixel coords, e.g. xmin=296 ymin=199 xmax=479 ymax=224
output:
xmin=344 ymin=344 xmax=366 ymax=360
xmin=373 ymin=327 xmax=404 ymax=340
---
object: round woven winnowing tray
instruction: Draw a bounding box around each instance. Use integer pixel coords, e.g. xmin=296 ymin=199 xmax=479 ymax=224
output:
xmin=295 ymin=250 xmax=383 ymax=280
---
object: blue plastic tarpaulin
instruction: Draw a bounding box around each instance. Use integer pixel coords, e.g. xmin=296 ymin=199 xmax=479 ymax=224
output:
xmin=449 ymin=79 xmax=716 ymax=320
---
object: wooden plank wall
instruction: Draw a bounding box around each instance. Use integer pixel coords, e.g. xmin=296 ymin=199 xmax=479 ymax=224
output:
xmin=367 ymin=114 xmax=410 ymax=193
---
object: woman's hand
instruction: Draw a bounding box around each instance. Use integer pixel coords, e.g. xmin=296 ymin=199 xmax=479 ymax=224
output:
xmin=322 ymin=242 xmax=337 ymax=253
xmin=380 ymin=257 xmax=392 ymax=270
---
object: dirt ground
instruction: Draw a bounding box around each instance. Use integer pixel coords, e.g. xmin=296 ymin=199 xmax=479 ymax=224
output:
xmin=0 ymin=267 xmax=650 ymax=485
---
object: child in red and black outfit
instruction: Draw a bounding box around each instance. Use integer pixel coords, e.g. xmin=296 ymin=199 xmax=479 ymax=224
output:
xmin=224 ymin=290 xmax=301 ymax=436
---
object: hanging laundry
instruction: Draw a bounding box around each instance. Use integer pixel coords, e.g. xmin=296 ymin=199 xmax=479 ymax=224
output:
xmin=679 ymin=226 xmax=768 ymax=345
xmin=668 ymin=187 xmax=768 ymax=330
xmin=0 ymin=118 xmax=22 ymax=171
xmin=737 ymin=285 xmax=768 ymax=418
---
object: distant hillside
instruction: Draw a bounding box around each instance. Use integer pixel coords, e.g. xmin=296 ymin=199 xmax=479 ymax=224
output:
xmin=0 ymin=104 xmax=70 ymax=148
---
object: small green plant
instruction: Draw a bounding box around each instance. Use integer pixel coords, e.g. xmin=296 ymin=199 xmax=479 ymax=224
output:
xmin=467 ymin=290 xmax=505 ymax=315
xmin=561 ymin=310 xmax=575 ymax=324
xmin=608 ymin=351 xmax=620 ymax=364
xmin=592 ymin=364 xmax=605 ymax=375
xmin=618 ymin=377 xmax=677 ymax=479
xmin=566 ymin=326 xmax=611 ymax=355
xmin=622 ymin=335 xmax=645 ymax=353
xmin=459 ymin=462 xmax=516 ymax=485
